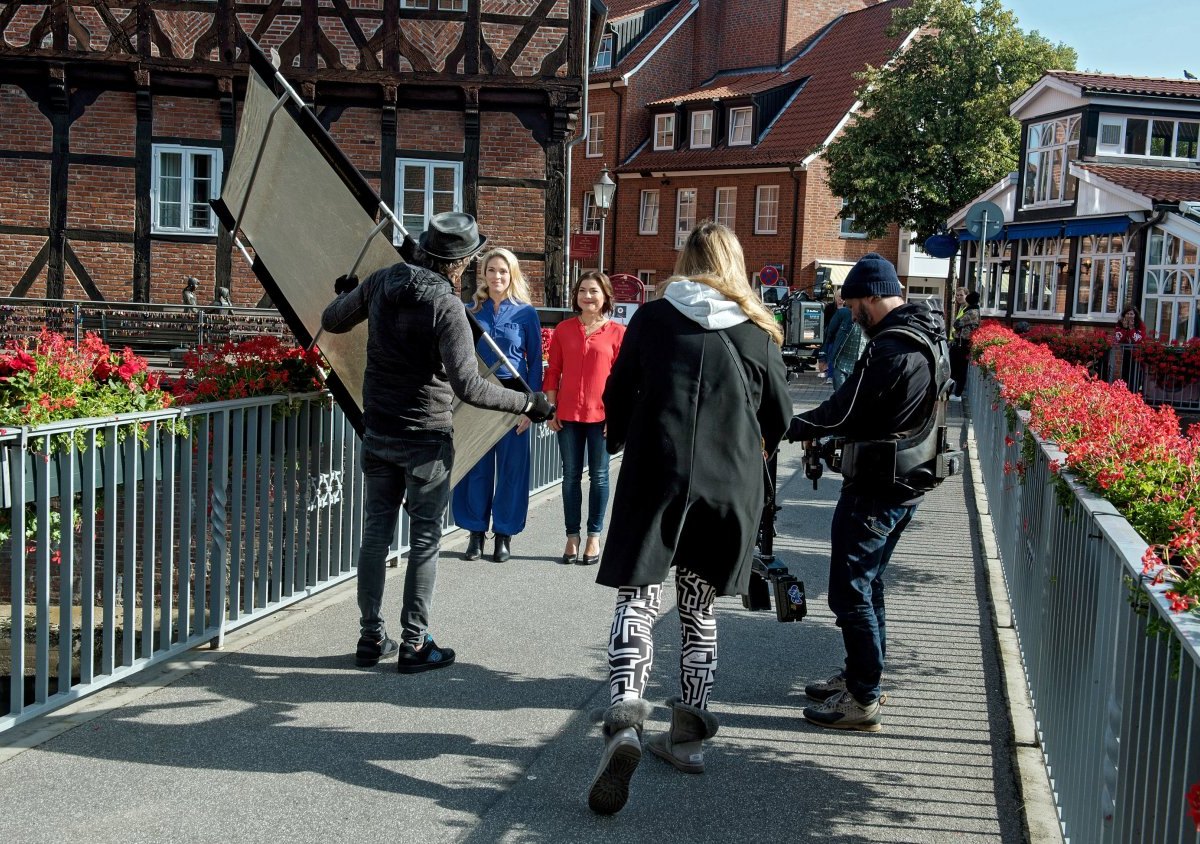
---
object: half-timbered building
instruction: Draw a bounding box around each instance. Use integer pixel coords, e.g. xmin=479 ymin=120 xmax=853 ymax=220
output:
xmin=0 ymin=0 xmax=599 ymax=308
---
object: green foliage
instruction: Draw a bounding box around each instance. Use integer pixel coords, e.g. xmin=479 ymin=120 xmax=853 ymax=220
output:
xmin=824 ymin=0 xmax=1077 ymax=240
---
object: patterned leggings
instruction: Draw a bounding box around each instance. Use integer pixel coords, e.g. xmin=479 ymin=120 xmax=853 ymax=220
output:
xmin=608 ymin=568 xmax=718 ymax=709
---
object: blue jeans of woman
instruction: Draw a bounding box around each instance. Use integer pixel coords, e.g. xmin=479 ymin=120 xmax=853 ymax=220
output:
xmin=557 ymin=421 xmax=609 ymax=536
xmin=357 ymin=430 xmax=453 ymax=648
xmin=827 ymin=492 xmax=918 ymax=704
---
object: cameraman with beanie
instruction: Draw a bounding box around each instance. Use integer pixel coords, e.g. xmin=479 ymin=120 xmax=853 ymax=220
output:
xmin=786 ymin=252 xmax=948 ymax=731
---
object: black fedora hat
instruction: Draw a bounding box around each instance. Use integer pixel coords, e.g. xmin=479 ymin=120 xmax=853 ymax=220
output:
xmin=418 ymin=211 xmax=488 ymax=261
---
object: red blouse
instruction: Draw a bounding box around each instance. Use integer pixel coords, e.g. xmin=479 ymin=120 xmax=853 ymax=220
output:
xmin=544 ymin=317 xmax=625 ymax=423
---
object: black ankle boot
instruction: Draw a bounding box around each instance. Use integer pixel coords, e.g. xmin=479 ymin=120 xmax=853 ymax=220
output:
xmin=493 ymin=534 xmax=511 ymax=562
xmin=464 ymin=531 xmax=486 ymax=561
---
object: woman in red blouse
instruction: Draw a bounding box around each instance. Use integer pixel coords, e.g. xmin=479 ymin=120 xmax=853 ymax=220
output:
xmin=545 ymin=271 xmax=625 ymax=565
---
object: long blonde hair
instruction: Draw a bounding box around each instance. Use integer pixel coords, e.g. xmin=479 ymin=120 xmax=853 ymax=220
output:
xmin=668 ymin=221 xmax=783 ymax=345
xmin=471 ymin=247 xmax=532 ymax=311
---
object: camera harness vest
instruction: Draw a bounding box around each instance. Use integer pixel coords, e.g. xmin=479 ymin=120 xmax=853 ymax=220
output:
xmin=874 ymin=325 xmax=956 ymax=490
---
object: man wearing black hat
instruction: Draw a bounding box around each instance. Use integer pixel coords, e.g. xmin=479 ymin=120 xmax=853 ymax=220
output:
xmin=786 ymin=252 xmax=949 ymax=731
xmin=321 ymin=211 xmax=554 ymax=673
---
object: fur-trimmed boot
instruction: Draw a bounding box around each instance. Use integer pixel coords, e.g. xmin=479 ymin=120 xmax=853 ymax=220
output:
xmin=646 ymin=698 xmax=719 ymax=774
xmin=587 ymin=698 xmax=652 ymax=815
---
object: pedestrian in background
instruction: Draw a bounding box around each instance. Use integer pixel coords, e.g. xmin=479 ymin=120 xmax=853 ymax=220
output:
xmin=585 ymin=222 xmax=791 ymax=815
xmin=320 ymin=213 xmax=553 ymax=673
xmin=453 ymin=247 xmax=544 ymax=563
xmin=949 ymin=288 xmax=980 ymax=400
xmin=819 ymin=292 xmax=867 ymax=390
xmin=544 ymin=270 xmax=625 ymax=566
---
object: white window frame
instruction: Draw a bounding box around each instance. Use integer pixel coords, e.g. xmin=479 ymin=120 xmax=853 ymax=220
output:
xmin=594 ymin=34 xmax=614 ymax=70
xmin=1013 ymin=236 xmax=1070 ymax=316
xmin=675 ymin=188 xmax=697 ymax=249
xmin=1022 ymin=116 xmax=1080 ymax=208
xmin=586 ymin=112 xmax=604 ymax=158
xmin=715 ymin=186 xmax=736 ymax=228
xmin=395 ymin=158 xmax=463 ymax=244
xmin=1074 ymin=233 xmax=1135 ymax=320
xmin=963 ymin=239 xmax=1012 ymax=314
xmin=582 ymin=191 xmax=601 ymax=233
xmin=1097 ymin=114 xmax=1200 ymax=161
xmin=653 ymin=113 xmax=675 ymax=151
xmin=151 ymin=144 xmax=222 ymax=236
xmin=438 ymin=0 xmax=467 ymax=10
xmin=1143 ymin=225 xmax=1200 ymax=341
xmin=755 ymin=185 xmax=779 ymax=234
xmin=399 ymin=0 xmax=429 ymax=8
xmin=839 ymin=198 xmax=867 ymax=239
xmin=690 ymin=110 xmax=713 ymax=149
xmin=728 ymin=106 xmax=753 ymax=146
xmin=638 ymin=189 xmax=660 ymax=235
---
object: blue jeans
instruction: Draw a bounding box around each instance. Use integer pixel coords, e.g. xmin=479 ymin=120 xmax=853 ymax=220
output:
xmin=451 ymin=425 xmax=530 ymax=536
xmin=827 ymin=492 xmax=917 ymax=704
xmin=357 ymin=430 xmax=453 ymax=648
xmin=829 ymin=367 xmax=850 ymax=391
xmin=557 ymin=421 xmax=609 ymax=536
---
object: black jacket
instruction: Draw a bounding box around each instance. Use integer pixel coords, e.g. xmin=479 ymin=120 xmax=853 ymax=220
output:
xmin=597 ymin=300 xmax=792 ymax=596
xmin=320 ymin=263 xmax=527 ymax=434
xmin=791 ymin=302 xmax=945 ymax=502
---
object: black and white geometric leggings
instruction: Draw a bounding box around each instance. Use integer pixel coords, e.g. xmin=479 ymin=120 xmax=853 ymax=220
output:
xmin=608 ymin=568 xmax=718 ymax=709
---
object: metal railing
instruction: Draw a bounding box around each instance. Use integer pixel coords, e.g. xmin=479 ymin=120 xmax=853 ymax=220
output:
xmin=1106 ymin=343 xmax=1200 ymax=414
xmin=1 ymin=394 xmax=568 ymax=733
xmin=969 ymin=366 xmax=1200 ymax=844
xmin=0 ymin=297 xmax=291 ymax=362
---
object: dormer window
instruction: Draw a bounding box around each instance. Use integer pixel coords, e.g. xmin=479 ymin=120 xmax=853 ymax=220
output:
xmin=728 ymin=107 xmax=753 ymax=146
xmin=1022 ymin=115 xmax=1079 ymax=208
xmin=1097 ymin=114 xmax=1199 ymax=160
xmin=690 ymin=110 xmax=713 ymax=149
xmin=654 ymin=113 xmax=675 ymax=150
xmin=595 ymin=34 xmax=613 ymax=70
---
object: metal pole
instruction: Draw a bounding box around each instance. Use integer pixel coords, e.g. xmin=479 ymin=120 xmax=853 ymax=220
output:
xmin=598 ymin=210 xmax=607 ymax=275
xmin=977 ymin=211 xmax=989 ymax=293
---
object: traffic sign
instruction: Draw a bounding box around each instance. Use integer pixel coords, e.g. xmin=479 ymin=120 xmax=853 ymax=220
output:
xmin=965 ymin=201 xmax=1004 ymax=242
xmin=759 ymin=264 xmax=781 ymax=286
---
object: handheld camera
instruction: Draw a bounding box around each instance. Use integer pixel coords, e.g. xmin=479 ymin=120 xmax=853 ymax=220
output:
xmin=743 ymin=452 xmax=808 ymax=623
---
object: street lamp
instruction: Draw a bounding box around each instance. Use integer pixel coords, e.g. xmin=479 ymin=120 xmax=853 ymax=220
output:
xmin=593 ymin=167 xmax=616 ymax=274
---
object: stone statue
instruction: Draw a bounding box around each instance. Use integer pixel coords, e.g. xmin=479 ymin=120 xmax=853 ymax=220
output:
xmin=213 ymin=286 xmax=232 ymax=308
xmin=182 ymin=276 xmax=199 ymax=309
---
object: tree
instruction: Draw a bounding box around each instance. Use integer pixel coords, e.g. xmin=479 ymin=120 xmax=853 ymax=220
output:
xmin=824 ymin=0 xmax=1076 ymax=241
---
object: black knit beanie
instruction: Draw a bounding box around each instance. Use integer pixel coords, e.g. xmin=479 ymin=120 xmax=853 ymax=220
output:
xmin=840 ymin=252 xmax=902 ymax=299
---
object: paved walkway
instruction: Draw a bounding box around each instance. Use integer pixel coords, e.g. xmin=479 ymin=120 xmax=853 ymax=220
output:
xmin=0 ymin=375 xmax=1024 ymax=843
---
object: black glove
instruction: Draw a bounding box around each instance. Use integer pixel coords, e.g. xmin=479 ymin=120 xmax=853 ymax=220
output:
xmin=786 ymin=415 xmax=810 ymax=443
xmin=334 ymin=273 xmax=359 ymax=295
xmin=522 ymin=392 xmax=555 ymax=423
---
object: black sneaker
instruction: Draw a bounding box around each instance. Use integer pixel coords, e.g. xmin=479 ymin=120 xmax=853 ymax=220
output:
xmin=397 ymin=634 xmax=456 ymax=674
xmin=355 ymin=633 xmax=400 ymax=667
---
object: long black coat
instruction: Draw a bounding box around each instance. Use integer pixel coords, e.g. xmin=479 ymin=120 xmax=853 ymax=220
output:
xmin=597 ymin=299 xmax=792 ymax=596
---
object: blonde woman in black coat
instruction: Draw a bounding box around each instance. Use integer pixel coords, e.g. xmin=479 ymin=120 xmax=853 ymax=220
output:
xmin=586 ymin=222 xmax=792 ymax=814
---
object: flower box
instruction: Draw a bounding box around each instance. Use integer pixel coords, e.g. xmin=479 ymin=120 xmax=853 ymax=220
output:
xmin=1142 ymin=371 xmax=1200 ymax=406
xmin=0 ymin=439 xmax=163 ymax=511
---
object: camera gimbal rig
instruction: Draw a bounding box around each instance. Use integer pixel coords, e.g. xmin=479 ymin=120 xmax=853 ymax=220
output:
xmin=743 ymin=452 xmax=808 ymax=623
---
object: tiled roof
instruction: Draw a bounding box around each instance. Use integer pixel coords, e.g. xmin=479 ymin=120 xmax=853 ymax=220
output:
xmin=1048 ymin=71 xmax=1200 ymax=101
xmin=591 ymin=0 xmax=694 ymax=83
xmin=603 ymin=0 xmax=664 ymax=17
xmin=1076 ymin=163 xmax=1200 ymax=203
xmin=619 ymin=0 xmax=911 ymax=172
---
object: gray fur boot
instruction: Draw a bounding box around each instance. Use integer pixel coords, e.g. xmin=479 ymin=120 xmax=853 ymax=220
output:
xmin=587 ymin=698 xmax=652 ymax=815
xmin=646 ymin=697 xmax=719 ymax=774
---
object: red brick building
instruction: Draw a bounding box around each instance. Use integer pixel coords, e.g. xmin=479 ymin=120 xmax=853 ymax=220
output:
xmin=0 ymin=1 xmax=598 ymax=308
xmin=569 ymin=0 xmax=928 ymax=299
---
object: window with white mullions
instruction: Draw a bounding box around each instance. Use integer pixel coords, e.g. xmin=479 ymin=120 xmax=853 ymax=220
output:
xmin=654 ymin=113 xmax=675 ymax=150
xmin=151 ymin=145 xmax=222 ymax=235
xmin=396 ymin=159 xmax=462 ymax=242
xmin=1022 ymin=116 xmax=1079 ymax=207
xmin=728 ymin=107 xmax=752 ymax=146
xmin=594 ymin=34 xmax=613 ymax=70
xmin=586 ymin=112 xmax=604 ymax=157
xmin=1075 ymin=233 xmax=1134 ymax=319
xmin=755 ymin=185 xmax=778 ymax=234
xmin=639 ymin=189 xmax=659 ymax=235
xmin=964 ymin=239 xmax=1012 ymax=314
xmin=675 ymin=188 xmax=696 ymax=249
xmin=690 ymin=111 xmax=713 ymax=149
xmin=582 ymin=191 xmax=601 ymax=233
xmin=1014 ymin=236 xmax=1070 ymax=316
xmin=715 ymin=187 xmax=736 ymax=228
xmin=1144 ymin=226 xmax=1200 ymax=341
xmin=1099 ymin=114 xmax=1200 ymax=160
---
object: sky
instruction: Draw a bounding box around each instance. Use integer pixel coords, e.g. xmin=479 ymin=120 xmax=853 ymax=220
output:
xmin=1002 ymin=0 xmax=1199 ymax=79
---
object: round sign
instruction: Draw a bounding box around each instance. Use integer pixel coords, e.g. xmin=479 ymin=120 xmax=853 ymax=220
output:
xmin=965 ymin=201 xmax=1004 ymax=241
xmin=759 ymin=265 xmax=780 ymax=286
xmin=924 ymin=233 xmax=959 ymax=259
